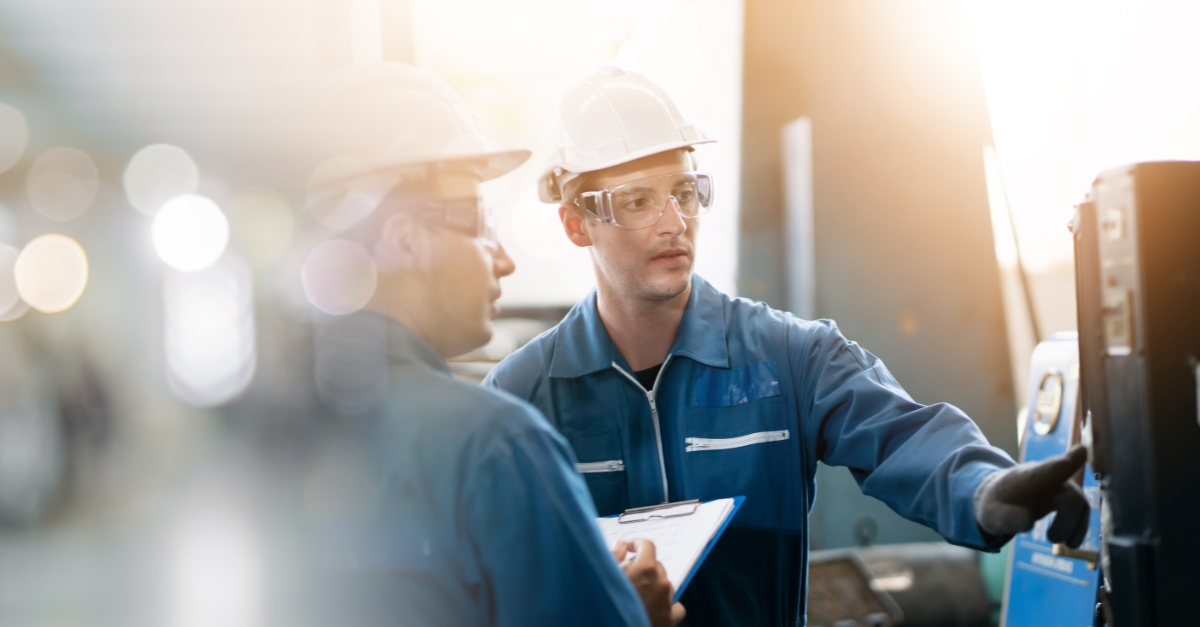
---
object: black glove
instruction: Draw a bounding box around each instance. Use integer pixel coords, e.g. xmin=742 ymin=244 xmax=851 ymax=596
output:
xmin=973 ymin=445 xmax=1090 ymax=547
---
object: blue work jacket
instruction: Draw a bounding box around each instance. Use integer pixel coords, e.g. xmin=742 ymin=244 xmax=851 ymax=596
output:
xmin=484 ymin=275 xmax=1015 ymax=627
xmin=303 ymin=316 xmax=649 ymax=627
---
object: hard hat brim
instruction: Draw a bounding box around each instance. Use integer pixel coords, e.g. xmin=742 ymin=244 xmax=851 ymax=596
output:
xmin=537 ymin=138 xmax=715 ymax=203
xmin=309 ymin=148 xmax=532 ymax=200
xmin=365 ymin=148 xmax=533 ymax=183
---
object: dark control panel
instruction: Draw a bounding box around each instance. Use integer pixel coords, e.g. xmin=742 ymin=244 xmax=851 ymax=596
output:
xmin=1072 ymin=161 xmax=1200 ymax=627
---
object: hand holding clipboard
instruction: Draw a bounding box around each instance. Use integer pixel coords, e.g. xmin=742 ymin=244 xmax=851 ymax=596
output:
xmin=599 ymin=497 xmax=745 ymax=602
xmin=612 ymin=537 xmax=687 ymax=627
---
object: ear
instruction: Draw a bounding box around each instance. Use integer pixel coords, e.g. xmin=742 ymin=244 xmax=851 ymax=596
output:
xmin=559 ymin=204 xmax=594 ymax=248
xmin=376 ymin=212 xmax=434 ymax=273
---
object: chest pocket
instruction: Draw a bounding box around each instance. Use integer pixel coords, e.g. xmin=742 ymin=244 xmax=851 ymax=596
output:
xmin=686 ymin=360 xmax=794 ymax=527
xmin=693 ymin=360 xmax=781 ymax=408
xmin=564 ymin=427 xmax=629 ymax=516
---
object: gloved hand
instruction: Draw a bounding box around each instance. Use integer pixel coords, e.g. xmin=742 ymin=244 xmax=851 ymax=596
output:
xmin=974 ymin=445 xmax=1090 ymax=547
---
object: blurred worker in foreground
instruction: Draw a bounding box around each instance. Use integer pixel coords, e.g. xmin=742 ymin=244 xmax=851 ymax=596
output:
xmin=484 ymin=67 xmax=1090 ymax=626
xmin=299 ymin=63 xmax=682 ymax=627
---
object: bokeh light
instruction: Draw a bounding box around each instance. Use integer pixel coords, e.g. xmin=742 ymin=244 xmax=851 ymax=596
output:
xmin=0 ymin=104 xmax=29 ymax=174
xmin=228 ymin=189 xmax=295 ymax=270
xmin=0 ymin=245 xmax=20 ymax=314
xmin=164 ymin=255 xmax=256 ymax=407
xmin=152 ymin=195 xmax=230 ymax=272
xmin=26 ymin=147 xmax=99 ymax=222
xmin=0 ymin=299 xmax=29 ymax=321
xmin=300 ymin=239 xmax=378 ymax=315
xmin=269 ymin=229 xmax=326 ymax=321
xmin=125 ymin=144 xmax=200 ymax=215
xmin=14 ymin=234 xmax=89 ymax=313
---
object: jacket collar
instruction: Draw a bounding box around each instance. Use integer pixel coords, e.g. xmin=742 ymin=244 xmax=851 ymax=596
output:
xmin=547 ymin=274 xmax=729 ymax=378
xmin=385 ymin=314 xmax=453 ymax=376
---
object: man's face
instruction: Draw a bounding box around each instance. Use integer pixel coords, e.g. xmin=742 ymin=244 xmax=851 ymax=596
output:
xmin=563 ymin=150 xmax=698 ymax=302
xmin=423 ymin=226 xmax=514 ymax=358
xmin=397 ymin=173 xmax=514 ymax=358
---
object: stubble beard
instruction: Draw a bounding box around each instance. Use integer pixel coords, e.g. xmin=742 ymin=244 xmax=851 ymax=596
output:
xmin=629 ymin=262 xmax=692 ymax=302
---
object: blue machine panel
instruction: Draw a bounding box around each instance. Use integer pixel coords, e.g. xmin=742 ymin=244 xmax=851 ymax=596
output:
xmin=1002 ymin=335 xmax=1102 ymax=627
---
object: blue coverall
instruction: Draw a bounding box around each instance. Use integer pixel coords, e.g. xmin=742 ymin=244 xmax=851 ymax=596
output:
xmin=305 ymin=316 xmax=649 ymax=627
xmin=484 ymin=275 xmax=1016 ymax=626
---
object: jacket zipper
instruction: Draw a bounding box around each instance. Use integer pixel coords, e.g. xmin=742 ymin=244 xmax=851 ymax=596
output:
xmin=577 ymin=460 xmax=625 ymax=473
xmin=611 ymin=355 xmax=672 ymax=503
xmin=685 ymin=430 xmax=790 ymax=452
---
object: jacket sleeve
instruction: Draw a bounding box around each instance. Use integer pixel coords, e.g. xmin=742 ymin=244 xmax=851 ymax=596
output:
xmin=461 ymin=405 xmax=650 ymax=627
xmin=480 ymin=366 xmax=503 ymax=390
xmin=793 ymin=321 xmax=1015 ymax=551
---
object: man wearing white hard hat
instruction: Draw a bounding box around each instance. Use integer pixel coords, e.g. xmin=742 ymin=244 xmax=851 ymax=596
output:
xmin=293 ymin=63 xmax=683 ymax=627
xmin=485 ymin=67 xmax=1090 ymax=625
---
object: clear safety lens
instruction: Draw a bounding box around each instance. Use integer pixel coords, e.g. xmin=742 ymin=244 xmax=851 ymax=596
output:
xmin=478 ymin=205 xmax=499 ymax=250
xmin=578 ymin=172 xmax=714 ymax=229
xmin=422 ymin=196 xmax=498 ymax=247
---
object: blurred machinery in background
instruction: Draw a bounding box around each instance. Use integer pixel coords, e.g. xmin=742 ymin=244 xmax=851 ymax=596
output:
xmin=811 ymin=542 xmax=993 ymax=627
xmin=0 ymin=324 xmax=112 ymax=525
xmin=806 ymin=551 xmax=902 ymax=627
xmin=1070 ymin=161 xmax=1200 ymax=626
xmin=1001 ymin=334 xmax=1102 ymax=626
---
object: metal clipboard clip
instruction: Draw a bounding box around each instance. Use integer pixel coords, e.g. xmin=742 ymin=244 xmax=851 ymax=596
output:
xmin=618 ymin=499 xmax=701 ymax=524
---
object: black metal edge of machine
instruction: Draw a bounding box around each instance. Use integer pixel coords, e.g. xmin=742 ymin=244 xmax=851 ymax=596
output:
xmin=1071 ymin=161 xmax=1200 ymax=627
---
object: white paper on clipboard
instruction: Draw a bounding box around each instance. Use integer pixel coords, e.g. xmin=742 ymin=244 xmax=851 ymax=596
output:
xmin=596 ymin=498 xmax=736 ymax=592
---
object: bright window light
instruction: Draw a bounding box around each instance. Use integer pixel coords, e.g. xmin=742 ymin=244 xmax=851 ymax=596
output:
xmin=964 ymin=0 xmax=1200 ymax=272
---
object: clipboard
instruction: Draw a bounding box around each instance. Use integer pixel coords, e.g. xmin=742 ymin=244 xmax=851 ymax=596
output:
xmin=672 ymin=496 xmax=743 ymax=601
xmin=600 ymin=496 xmax=745 ymax=602
xmin=619 ymin=499 xmax=702 ymax=523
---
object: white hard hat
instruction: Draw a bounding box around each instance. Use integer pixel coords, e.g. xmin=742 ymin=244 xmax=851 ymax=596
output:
xmin=312 ymin=62 xmax=530 ymax=192
xmin=537 ymin=67 xmax=715 ymax=203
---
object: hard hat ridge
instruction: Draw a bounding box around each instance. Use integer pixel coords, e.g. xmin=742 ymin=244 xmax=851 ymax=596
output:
xmin=312 ymin=62 xmax=531 ymax=198
xmin=537 ymin=66 xmax=714 ymax=203
xmin=305 ymin=62 xmax=531 ymax=233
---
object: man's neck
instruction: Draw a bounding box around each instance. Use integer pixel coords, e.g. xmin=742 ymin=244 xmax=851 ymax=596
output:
xmin=595 ymin=279 xmax=691 ymax=372
xmin=368 ymin=283 xmax=450 ymax=360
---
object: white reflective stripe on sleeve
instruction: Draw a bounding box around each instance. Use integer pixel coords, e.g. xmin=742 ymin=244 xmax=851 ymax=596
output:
xmin=685 ymin=430 xmax=790 ymax=452
xmin=577 ymin=460 xmax=625 ymax=473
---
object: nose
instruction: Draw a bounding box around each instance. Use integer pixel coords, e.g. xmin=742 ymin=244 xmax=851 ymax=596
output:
xmin=654 ymin=196 xmax=688 ymax=236
xmin=492 ymin=242 xmax=516 ymax=278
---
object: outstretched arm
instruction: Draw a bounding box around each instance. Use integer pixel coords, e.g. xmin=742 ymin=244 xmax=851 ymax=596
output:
xmin=795 ymin=321 xmax=1016 ymax=550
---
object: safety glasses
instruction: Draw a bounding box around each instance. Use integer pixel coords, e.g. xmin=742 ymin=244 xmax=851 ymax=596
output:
xmin=375 ymin=182 xmax=499 ymax=249
xmin=418 ymin=196 xmax=498 ymax=249
xmin=575 ymin=172 xmax=714 ymax=229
